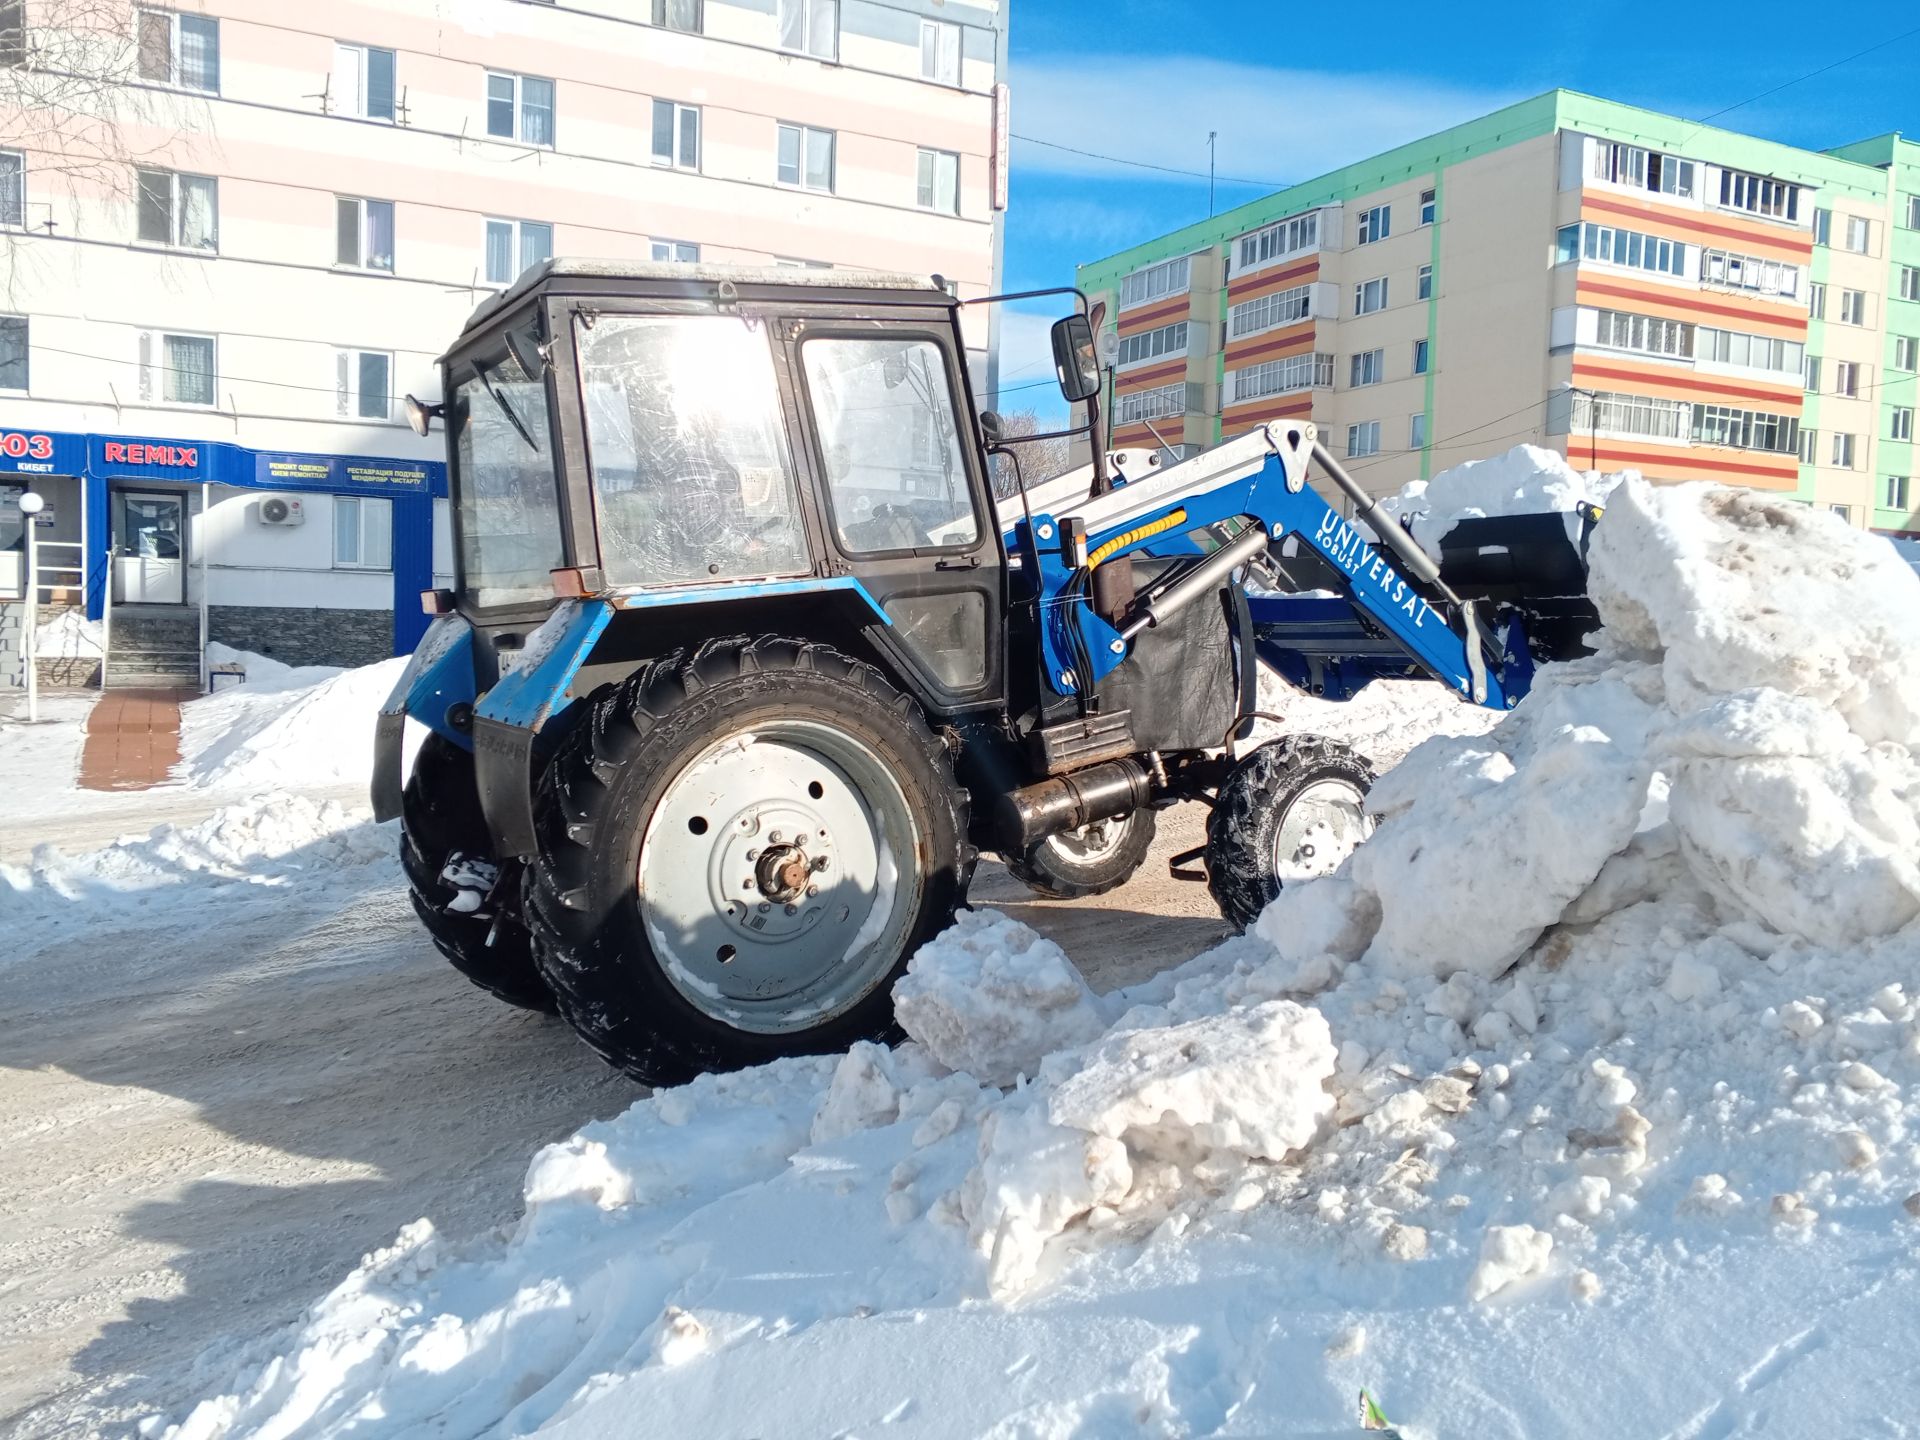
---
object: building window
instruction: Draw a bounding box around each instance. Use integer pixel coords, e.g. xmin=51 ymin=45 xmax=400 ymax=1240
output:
xmin=916 ymin=147 xmax=959 ymax=214
xmin=1353 ymin=276 xmax=1387 ymax=315
xmin=0 ymin=0 xmax=22 ymax=67
xmin=1119 ymin=254 xmax=1190 ymax=308
xmin=777 ymin=123 xmax=835 ymax=192
xmin=152 ymin=331 xmax=215 ymax=406
xmin=1844 ymin=215 xmax=1872 ymax=254
xmin=1557 ymin=222 xmax=1687 ymax=278
xmin=1237 ymin=213 xmax=1316 ymax=269
xmin=777 ymin=0 xmax=836 ymax=59
xmin=0 ymin=314 xmax=26 ymax=390
xmin=1902 ymin=195 xmax=1920 ymax=230
xmin=336 ymin=196 xmax=394 ymax=271
xmin=1830 ymin=504 xmax=1853 ymax=523
xmin=337 ymin=349 xmax=391 ymax=420
xmin=1812 ymin=208 xmax=1831 ymax=246
xmin=1357 ymin=204 xmax=1390 ymax=245
xmin=1834 ymin=361 xmax=1861 ymax=398
xmin=1416 ymin=263 xmax=1432 ymax=300
xmin=1894 ymin=408 xmax=1915 ymax=442
xmin=1413 ymin=338 xmax=1430 ymax=375
xmin=919 ymin=18 xmax=960 ymax=84
xmin=1346 ymin=420 xmax=1381 ymax=458
xmin=136 ymin=8 xmax=218 ymax=92
xmin=1229 ymin=283 xmax=1311 ymax=337
xmin=1895 ymin=336 xmax=1918 ymax=372
xmin=1804 ymin=355 xmax=1821 ymax=392
xmin=1700 ymin=247 xmax=1801 ymax=299
xmin=1798 ymin=428 xmax=1817 ymax=465
xmin=1840 ymin=289 xmax=1868 ymax=326
xmin=0 ymin=149 xmax=21 ymax=227
xmin=1410 ymin=412 xmax=1427 ymax=448
xmin=652 ymin=0 xmax=703 ymax=32
xmin=1696 ymin=326 xmax=1800 ymax=373
xmin=332 ymin=43 xmax=396 ymax=120
xmin=1718 ymin=167 xmax=1798 ymax=221
xmin=1807 ymin=282 xmax=1826 ymax=318
xmin=486 ymin=71 xmax=555 ymax=146
xmin=1887 ymin=475 xmax=1911 ymax=510
xmin=1112 ymin=381 xmax=1198 ymax=425
xmin=1419 ymin=188 xmax=1436 ymax=225
xmin=484 ymin=217 xmax=551 ymax=284
xmin=1694 ymin=402 xmax=1799 ymax=455
xmin=651 ymin=100 xmax=700 ymax=170
xmin=136 ymin=167 xmax=217 ymax=250
xmin=1831 ymin=432 xmax=1857 ymax=468
xmin=333 ymin=495 xmax=393 ymax=570
xmin=1116 ymin=320 xmax=1187 ymax=368
xmin=1596 ymin=309 xmax=1695 ymax=360
xmin=650 ymin=239 xmax=699 ymax=263
xmin=1349 ymin=348 xmax=1384 ymax=387
xmin=1593 ymin=142 xmax=1695 ymax=198
xmin=1230 ymin=352 xmax=1333 ymax=402
xmin=1901 ymin=267 xmax=1920 ymax=302
xmin=1571 ymin=389 xmax=1691 ymax=442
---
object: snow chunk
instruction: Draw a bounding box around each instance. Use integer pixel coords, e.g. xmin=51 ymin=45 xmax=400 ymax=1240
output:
xmin=1047 ymin=1001 xmax=1336 ymax=1163
xmin=1467 ymin=1224 xmax=1553 ymax=1302
xmin=1377 ymin=443 xmax=1621 ymax=561
xmin=894 ymin=909 xmax=1109 ymax=1087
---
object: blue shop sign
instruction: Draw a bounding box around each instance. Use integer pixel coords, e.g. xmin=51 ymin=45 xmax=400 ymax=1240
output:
xmin=252 ymin=451 xmax=438 ymax=496
xmin=0 ymin=426 xmax=446 ymax=497
xmin=0 ymin=427 xmax=89 ymax=477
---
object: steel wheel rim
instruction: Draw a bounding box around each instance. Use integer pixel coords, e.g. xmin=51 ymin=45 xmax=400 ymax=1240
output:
xmin=637 ymin=719 xmax=922 ymax=1036
xmin=1271 ymin=778 xmax=1372 ymax=883
xmin=1042 ymin=814 xmax=1132 ymax=865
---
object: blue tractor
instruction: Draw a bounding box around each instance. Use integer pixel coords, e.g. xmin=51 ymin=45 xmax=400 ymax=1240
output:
xmin=373 ymin=261 xmax=1597 ymax=1084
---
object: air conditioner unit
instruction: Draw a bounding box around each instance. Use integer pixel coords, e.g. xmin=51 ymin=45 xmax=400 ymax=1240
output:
xmin=259 ymin=496 xmax=305 ymax=526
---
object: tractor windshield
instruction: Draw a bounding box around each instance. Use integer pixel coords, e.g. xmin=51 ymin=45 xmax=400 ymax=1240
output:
xmin=450 ymin=351 xmax=565 ymax=609
xmin=576 ymin=314 xmax=811 ymax=588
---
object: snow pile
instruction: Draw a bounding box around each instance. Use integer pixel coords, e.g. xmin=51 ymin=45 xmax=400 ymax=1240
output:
xmin=33 ymin=607 xmax=102 ymax=658
xmin=158 ymin=473 xmax=1920 ymax=1438
xmin=1376 ymin=443 xmax=1623 ymax=559
xmin=176 ymin=654 xmax=409 ymax=791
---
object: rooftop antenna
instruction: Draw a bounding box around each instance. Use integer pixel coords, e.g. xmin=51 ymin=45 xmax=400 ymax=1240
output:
xmin=1208 ymin=131 xmax=1218 ymax=216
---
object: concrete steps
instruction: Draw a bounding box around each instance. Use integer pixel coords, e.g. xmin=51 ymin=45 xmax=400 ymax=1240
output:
xmin=107 ymin=612 xmax=202 ymax=692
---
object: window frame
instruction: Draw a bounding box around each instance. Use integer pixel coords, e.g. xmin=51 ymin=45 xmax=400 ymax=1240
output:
xmin=332 ymin=493 xmax=394 ymax=571
xmin=486 ymin=70 xmax=556 ymax=147
xmin=0 ymin=313 xmax=27 ymax=392
xmin=1237 ymin=212 xmax=1317 ymax=271
xmin=915 ymin=146 xmax=959 ymax=215
xmin=1349 ymin=348 xmax=1384 ymax=388
xmin=1229 ymin=282 xmax=1312 ymax=338
xmin=135 ymin=7 xmax=219 ymax=93
xmin=651 ymin=98 xmax=701 ymax=171
xmin=651 ymin=0 xmax=704 ymax=33
xmin=776 ymin=0 xmax=835 ymax=57
xmin=1894 ymin=336 xmax=1918 ymax=372
xmin=335 ymin=194 xmax=395 ymax=272
xmin=1900 ymin=267 xmax=1920 ymax=303
xmin=0 ymin=148 xmax=21 ymax=228
xmin=919 ymin=17 xmax=960 ymax=84
xmin=157 ymin=329 xmax=217 ymax=408
xmin=1356 ymin=203 xmax=1390 ymax=245
xmin=1119 ymin=255 xmax=1192 ymax=309
xmin=1893 ymin=408 xmax=1914 ymax=443
xmin=482 ymin=216 xmax=552 ymax=286
xmin=1886 ymin=474 xmax=1911 ymax=510
xmin=1409 ymin=412 xmax=1427 ymax=448
xmin=1345 ymin=420 xmax=1381 ymax=458
xmin=1839 ymin=289 xmax=1868 ymax=326
xmin=136 ymin=166 xmax=218 ymax=252
xmin=1419 ymin=188 xmax=1436 ymax=226
xmin=776 ymin=122 xmax=836 ymax=193
xmin=337 ymin=347 xmax=394 ymax=421
xmin=1115 ymin=320 xmax=1189 ymax=370
xmin=1413 ymin=338 xmax=1429 ymax=375
xmin=1834 ymin=360 xmax=1860 ymax=398
xmin=1416 ymin=263 xmax=1432 ymax=301
xmin=332 ymin=41 xmax=397 ymax=121
xmin=649 ymin=238 xmax=700 ymax=263
xmin=1831 ymin=432 xmax=1857 ymax=469
xmin=1352 ymin=276 xmax=1388 ymax=316
xmin=1844 ymin=215 xmax=1872 ymax=254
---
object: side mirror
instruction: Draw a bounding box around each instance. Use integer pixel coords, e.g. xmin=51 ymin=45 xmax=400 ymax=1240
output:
xmin=1051 ymin=314 xmax=1102 ymax=405
xmin=979 ymin=409 xmax=1004 ymax=443
xmin=882 ymin=351 xmax=910 ymax=389
xmin=403 ymin=394 xmax=443 ymax=438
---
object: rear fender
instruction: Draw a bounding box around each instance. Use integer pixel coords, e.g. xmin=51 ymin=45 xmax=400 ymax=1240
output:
xmin=471 ymin=599 xmax=616 ymax=857
xmin=371 ymin=614 xmax=477 ymax=823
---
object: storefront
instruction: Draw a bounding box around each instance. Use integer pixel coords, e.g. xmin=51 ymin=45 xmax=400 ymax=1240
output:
xmin=1 ymin=425 xmax=447 ymax=666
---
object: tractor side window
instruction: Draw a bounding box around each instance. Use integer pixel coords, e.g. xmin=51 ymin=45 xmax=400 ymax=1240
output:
xmin=801 ymin=336 xmax=980 ymax=554
xmin=578 ymin=315 xmax=811 ymax=588
xmin=451 ymin=350 xmax=565 ymax=609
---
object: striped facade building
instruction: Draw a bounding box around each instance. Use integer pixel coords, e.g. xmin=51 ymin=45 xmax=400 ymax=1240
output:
xmin=1076 ymin=91 xmax=1920 ymax=536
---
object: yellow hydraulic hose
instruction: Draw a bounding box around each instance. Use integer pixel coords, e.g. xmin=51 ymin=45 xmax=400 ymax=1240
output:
xmin=1088 ymin=508 xmax=1187 ymax=570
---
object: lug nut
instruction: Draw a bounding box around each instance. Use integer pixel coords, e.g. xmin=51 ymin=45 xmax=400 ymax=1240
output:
xmin=769 ymin=830 xmax=783 ymax=844
xmin=758 ymin=902 xmax=771 ymax=913
xmin=785 ymin=904 xmax=798 ymax=915
xmin=746 ymin=848 xmax=759 ymax=861
xmin=806 ymin=884 xmax=819 ymax=897
xmin=813 ymin=855 xmax=830 ymax=871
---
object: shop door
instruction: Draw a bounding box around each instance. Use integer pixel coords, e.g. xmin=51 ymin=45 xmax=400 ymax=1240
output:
xmin=113 ymin=491 xmax=186 ymax=604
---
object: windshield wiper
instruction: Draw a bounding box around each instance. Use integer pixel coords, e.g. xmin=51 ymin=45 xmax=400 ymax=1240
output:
xmin=474 ymin=361 xmax=538 ymax=453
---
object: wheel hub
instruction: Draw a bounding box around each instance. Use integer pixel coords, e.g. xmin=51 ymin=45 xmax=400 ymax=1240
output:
xmin=755 ymin=842 xmax=814 ymax=905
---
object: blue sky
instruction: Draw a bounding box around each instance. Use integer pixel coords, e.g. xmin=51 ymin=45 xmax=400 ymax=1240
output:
xmin=986 ymin=0 xmax=1920 ymax=417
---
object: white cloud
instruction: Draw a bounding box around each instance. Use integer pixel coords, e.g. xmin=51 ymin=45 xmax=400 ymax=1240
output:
xmin=1010 ymin=56 xmax=1522 ymax=188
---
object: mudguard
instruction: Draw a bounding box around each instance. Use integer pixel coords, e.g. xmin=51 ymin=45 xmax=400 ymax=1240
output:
xmin=371 ymin=614 xmax=477 ymax=823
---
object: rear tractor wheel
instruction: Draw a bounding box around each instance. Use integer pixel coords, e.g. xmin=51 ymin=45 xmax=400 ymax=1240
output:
xmin=400 ymin=732 xmax=555 ymax=1012
xmin=1004 ymin=809 xmax=1157 ymax=900
xmin=1205 ymin=735 xmax=1376 ymax=932
xmin=525 ymin=638 xmax=972 ymax=1086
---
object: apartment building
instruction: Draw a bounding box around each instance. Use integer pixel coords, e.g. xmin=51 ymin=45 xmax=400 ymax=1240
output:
xmin=0 ymin=0 xmax=1007 ymax=680
xmin=1076 ymin=91 xmax=1920 ymax=540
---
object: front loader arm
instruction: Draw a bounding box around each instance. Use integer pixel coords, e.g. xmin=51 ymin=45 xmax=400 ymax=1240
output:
xmin=1013 ymin=423 xmax=1516 ymax=711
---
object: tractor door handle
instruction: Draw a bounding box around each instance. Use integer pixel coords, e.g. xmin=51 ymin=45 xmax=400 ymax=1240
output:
xmin=935 ymin=556 xmax=981 ymax=571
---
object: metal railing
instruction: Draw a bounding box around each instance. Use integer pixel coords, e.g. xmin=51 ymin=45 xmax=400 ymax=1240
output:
xmin=100 ymin=544 xmax=116 ymax=691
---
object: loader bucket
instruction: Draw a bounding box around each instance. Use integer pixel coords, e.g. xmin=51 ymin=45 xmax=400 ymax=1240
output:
xmin=1435 ymin=511 xmax=1599 ymax=661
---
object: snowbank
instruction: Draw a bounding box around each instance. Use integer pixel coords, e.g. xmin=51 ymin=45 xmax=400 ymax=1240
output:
xmin=176 ymin=653 xmax=410 ymax=791
xmin=159 ymin=470 xmax=1920 ymax=1438
xmin=34 ymin=607 xmax=102 ymax=658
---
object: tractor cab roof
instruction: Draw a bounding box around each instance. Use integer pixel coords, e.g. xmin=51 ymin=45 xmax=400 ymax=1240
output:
xmin=457 ymin=257 xmax=957 ymax=345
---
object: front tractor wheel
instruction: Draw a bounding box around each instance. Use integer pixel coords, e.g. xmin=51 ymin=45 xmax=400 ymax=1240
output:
xmin=525 ymin=638 xmax=972 ymax=1086
xmin=1204 ymin=735 xmax=1376 ymax=932
xmin=1004 ymin=809 xmax=1158 ymax=900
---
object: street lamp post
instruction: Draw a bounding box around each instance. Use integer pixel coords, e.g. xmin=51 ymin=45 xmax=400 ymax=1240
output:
xmin=16 ymin=490 xmax=43 ymax=723
xmin=1562 ymin=382 xmax=1600 ymax=474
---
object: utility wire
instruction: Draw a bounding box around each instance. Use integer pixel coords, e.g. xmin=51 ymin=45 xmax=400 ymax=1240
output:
xmin=1688 ymin=23 xmax=1920 ymax=128
xmin=1011 ymin=132 xmax=1289 ymax=190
